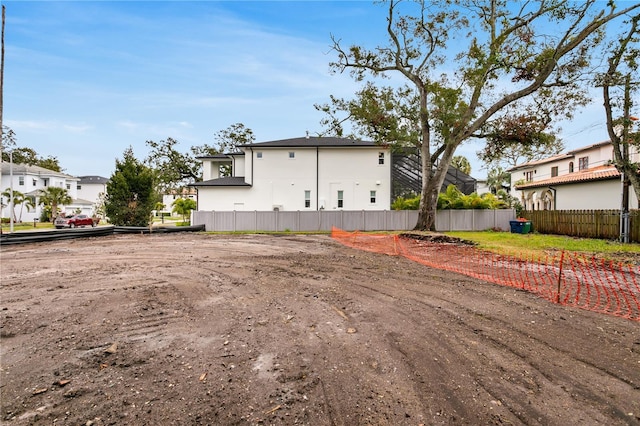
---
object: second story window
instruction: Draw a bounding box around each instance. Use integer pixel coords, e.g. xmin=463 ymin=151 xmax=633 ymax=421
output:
xmin=370 ymin=190 xmax=377 ymax=204
xmin=378 ymin=152 xmax=385 ymax=165
xmin=569 ymin=162 xmax=574 ymax=173
xmin=337 ymin=190 xmax=344 ymax=208
xmin=33 ymin=179 xmax=37 ymax=186
xmin=551 ymin=166 xmax=558 ymax=177
xmin=579 ymin=156 xmax=588 ymax=170
xmin=19 ymin=176 xmax=24 ymax=186
xmin=77 ymin=184 xmax=82 ymax=190
xmin=525 ymin=171 xmax=533 ymax=182
xmin=256 ymin=152 xmax=263 ymax=159
xmin=288 ymin=151 xmax=295 ymax=159
xmin=66 ymin=184 xmax=71 ymax=190
xmin=304 ymin=190 xmax=311 ymax=208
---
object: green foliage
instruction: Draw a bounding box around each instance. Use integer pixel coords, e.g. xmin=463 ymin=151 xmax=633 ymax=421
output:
xmin=145 ymin=124 xmax=255 ymax=192
xmin=445 ymin=231 xmax=640 ymax=261
xmin=38 ymin=186 xmax=72 ymax=221
xmin=171 ymin=197 xmax=197 ymax=223
xmin=1 ymin=189 xmax=36 ymax=222
xmin=321 ymin=0 xmax=638 ymax=230
xmin=105 ymin=147 xmax=156 ymax=227
xmin=391 ymin=194 xmax=420 ymax=210
xmin=212 ymin=123 xmax=255 ymax=153
xmin=477 ymin=109 xmax=565 ymax=168
xmin=451 ymin=155 xmax=471 ymax=175
xmin=393 ymin=185 xmax=509 ymax=210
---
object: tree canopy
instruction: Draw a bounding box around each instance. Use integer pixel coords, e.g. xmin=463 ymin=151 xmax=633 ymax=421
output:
xmin=38 ymin=186 xmax=72 ymax=221
xmin=321 ymin=0 xmax=639 ymax=230
xmin=105 ymin=147 xmax=156 ymax=227
xmin=1 ymin=126 xmax=63 ymax=172
xmin=145 ymin=123 xmax=255 ymax=192
xmin=601 ymin=13 xmax=640 ymax=209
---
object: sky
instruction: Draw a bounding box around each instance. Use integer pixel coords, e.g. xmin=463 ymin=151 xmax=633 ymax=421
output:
xmin=2 ymin=1 xmax=626 ymax=180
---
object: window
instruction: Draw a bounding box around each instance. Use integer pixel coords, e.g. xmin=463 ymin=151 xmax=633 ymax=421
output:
xmin=19 ymin=176 xmax=24 ymax=186
xmin=525 ymin=171 xmax=533 ymax=182
xmin=569 ymin=162 xmax=574 ymax=173
xmin=66 ymin=184 xmax=71 ymax=190
xmin=43 ymin=179 xmax=49 ymax=187
xmin=77 ymin=184 xmax=82 ymax=190
xmin=33 ymin=179 xmax=37 ymax=186
xmin=551 ymin=166 xmax=558 ymax=177
xmin=337 ymin=190 xmax=344 ymax=208
xmin=256 ymin=152 xmax=263 ymax=159
xmin=578 ymin=156 xmax=588 ymax=170
xmin=288 ymin=151 xmax=295 ymax=159
xmin=378 ymin=152 xmax=385 ymax=165
xmin=304 ymin=190 xmax=311 ymax=208
xmin=370 ymin=190 xmax=376 ymax=203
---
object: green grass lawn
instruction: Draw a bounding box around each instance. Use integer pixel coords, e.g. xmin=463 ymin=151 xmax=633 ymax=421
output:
xmin=1 ymin=221 xmax=55 ymax=232
xmin=445 ymin=230 xmax=640 ymax=262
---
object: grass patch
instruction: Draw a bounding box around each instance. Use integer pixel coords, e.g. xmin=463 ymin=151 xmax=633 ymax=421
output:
xmin=1 ymin=222 xmax=55 ymax=232
xmin=445 ymin=230 xmax=640 ymax=261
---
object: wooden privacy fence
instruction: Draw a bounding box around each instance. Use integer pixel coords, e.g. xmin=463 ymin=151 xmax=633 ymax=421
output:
xmin=523 ymin=210 xmax=640 ymax=242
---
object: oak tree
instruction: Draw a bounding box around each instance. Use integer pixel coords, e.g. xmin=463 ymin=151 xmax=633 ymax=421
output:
xmin=324 ymin=0 xmax=639 ymax=230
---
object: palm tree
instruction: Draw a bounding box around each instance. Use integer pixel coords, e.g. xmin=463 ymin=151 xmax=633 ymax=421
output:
xmin=0 ymin=189 xmax=35 ymax=222
xmin=38 ymin=187 xmax=72 ymax=221
xmin=451 ymin=155 xmax=472 ymax=175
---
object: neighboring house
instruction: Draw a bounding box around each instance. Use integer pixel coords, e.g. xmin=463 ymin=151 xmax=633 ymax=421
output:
xmin=0 ymin=162 xmax=80 ymax=221
xmin=509 ymin=140 xmax=638 ymax=210
xmin=190 ymin=136 xmax=391 ymax=211
xmin=76 ymin=176 xmax=109 ymax=217
xmin=475 ymin=179 xmax=491 ymax=195
xmin=162 ymin=188 xmax=197 ymax=213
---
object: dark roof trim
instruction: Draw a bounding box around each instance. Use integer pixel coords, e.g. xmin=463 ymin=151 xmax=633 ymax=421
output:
xmin=239 ymin=136 xmax=381 ymax=148
xmin=189 ymin=177 xmax=251 ymax=187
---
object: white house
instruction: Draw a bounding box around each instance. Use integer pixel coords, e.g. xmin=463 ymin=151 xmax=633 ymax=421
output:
xmin=76 ymin=176 xmax=109 ymax=217
xmin=191 ymin=136 xmax=392 ymax=211
xmin=0 ymin=162 xmax=81 ymax=222
xmin=509 ymin=140 xmax=638 ymax=210
xmin=161 ymin=188 xmax=197 ymax=214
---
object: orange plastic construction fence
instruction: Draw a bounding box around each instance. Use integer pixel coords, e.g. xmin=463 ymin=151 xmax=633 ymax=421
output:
xmin=331 ymin=227 xmax=640 ymax=322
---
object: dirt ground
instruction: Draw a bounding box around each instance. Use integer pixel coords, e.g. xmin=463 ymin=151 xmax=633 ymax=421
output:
xmin=1 ymin=233 xmax=639 ymax=426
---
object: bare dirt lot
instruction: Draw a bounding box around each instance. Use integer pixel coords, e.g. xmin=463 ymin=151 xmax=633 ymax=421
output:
xmin=1 ymin=233 xmax=639 ymax=425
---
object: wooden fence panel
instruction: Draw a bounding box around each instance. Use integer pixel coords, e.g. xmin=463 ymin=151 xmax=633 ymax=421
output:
xmin=524 ymin=210 xmax=637 ymax=242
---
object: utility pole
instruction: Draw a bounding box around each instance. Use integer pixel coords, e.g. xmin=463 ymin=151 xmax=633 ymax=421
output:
xmin=1 ymin=5 xmax=5 ymax=231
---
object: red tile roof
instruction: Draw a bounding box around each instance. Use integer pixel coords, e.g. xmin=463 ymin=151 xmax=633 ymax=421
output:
xmin=515 ymin=165 xmax=620 ymax=189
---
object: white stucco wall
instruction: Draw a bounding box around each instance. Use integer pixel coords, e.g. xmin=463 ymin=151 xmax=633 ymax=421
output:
xmin=197 ymin=146 xmax=391 ymax=211
xmin=1 ymin=164 xmax=80 ymax=221
xmin=555 ymin=180 xmax=638 ymax=210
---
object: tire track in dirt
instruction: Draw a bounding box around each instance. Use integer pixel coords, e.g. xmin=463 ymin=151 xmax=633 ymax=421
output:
xmin=268 ymin=249 xmax=639 ymax=425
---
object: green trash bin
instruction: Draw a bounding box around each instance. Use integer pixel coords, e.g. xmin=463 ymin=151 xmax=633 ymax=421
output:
xmin=510 ymin=220 xmax=532 ymax=234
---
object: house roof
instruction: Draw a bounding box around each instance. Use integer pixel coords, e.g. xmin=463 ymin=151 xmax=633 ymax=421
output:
xmin=515 ymin=165 xmax=620 ymax=189
xmin=508 ymin=140 xmax=612 ymax=172
xmin=239 ymin=136 xmax=380 ymax=148
xmin=189 ymin=177 xmax=251 ymax=187
xmin=196 ymin=153 xmax=238 ymax=160
xmin=78 ymin=176 xmax=109 ymax=184
xmin=0 ymin=161 xmax=79 ymax=180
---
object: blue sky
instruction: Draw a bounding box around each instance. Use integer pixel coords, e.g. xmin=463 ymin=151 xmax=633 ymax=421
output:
xmin=3 ymin=1 xmax=618 ymax=180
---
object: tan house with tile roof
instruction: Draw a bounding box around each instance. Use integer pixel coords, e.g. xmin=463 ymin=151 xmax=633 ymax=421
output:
xmin=509 ymin=141 xmax=638 ymax=210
